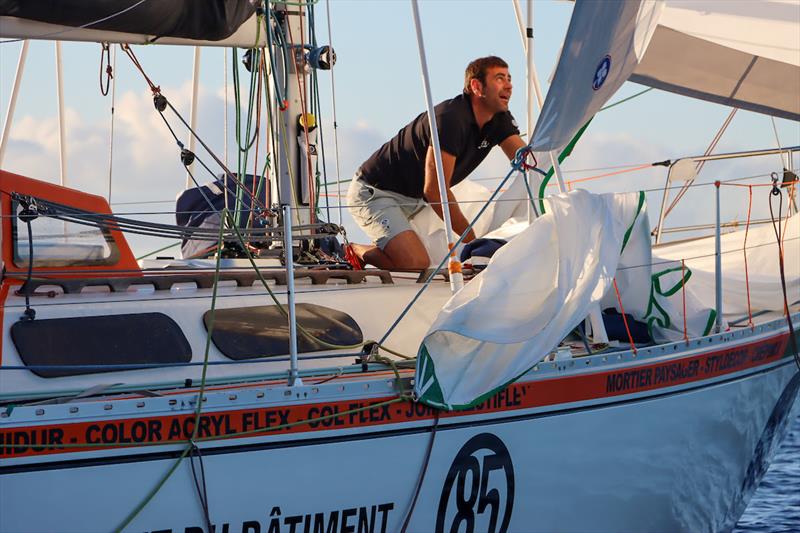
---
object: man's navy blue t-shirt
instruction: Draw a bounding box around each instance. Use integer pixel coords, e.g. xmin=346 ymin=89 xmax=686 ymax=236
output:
xmin=357 ymin=93 xmax=519 ymax=199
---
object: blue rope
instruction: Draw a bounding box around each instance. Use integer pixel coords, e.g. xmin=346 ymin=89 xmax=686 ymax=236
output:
xmin=378 ymin=148 xmax=541 ymax=346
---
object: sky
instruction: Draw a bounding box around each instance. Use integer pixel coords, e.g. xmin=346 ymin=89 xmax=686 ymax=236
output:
xmin=1 ymin=0 xmax=798 ymax=256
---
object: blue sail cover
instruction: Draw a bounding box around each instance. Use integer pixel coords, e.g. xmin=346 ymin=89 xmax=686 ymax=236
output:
xmin=176 ymin=173 xmax=269 ymax=258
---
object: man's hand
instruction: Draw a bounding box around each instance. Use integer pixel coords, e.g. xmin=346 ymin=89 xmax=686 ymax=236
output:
xmin=423 ymin=146 xmax=476 ymax=242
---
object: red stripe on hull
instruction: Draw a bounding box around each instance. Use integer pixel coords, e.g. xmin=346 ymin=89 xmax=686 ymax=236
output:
xmin=0 ymin=332 xmax=790 ymax=459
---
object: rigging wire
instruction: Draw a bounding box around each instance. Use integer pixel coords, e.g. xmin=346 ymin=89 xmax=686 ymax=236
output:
xmin=400 ymin=411 xmax=439 ymax=533
xmin=223 ymin=47 xmax=229 ymax=172
xmin=307 ymin=3 xmax=331 ymax=222
xmin=378 ymin=149 xmax=541 ymax=347
xmin=324 ymin=0 xmax=344 ymax=225
xmin=769 ymin=116 xmax=786 ymax=169
xmin=188 ymin=443 xmax=213 ymax=533
xmin=661 ymin=108 xmax=738 ymax=223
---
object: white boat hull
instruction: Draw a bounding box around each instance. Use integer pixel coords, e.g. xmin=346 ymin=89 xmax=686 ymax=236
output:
xmin=2 ymin=326 xmax=798 ymax=533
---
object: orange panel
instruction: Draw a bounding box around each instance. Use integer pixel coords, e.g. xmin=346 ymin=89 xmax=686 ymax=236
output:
xmin=0 ymin=170 xmax=140 ymax=277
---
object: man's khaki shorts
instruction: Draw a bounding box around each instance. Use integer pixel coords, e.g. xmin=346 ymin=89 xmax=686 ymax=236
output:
xmin=347 ymin=178 xmax=426 ymax=249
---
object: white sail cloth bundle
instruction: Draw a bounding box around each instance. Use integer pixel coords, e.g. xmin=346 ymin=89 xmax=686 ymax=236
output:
xmin=415 ymin=190 xmax=649 ymax=410
xmin=653 ymin=213 xmax=799 ymax=317
xmin=408 ymin=175 xmax=534 ymax=263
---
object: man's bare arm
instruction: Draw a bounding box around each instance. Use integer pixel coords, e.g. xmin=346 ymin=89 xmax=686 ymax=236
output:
xmin=423 ymin=146 xmax=476 ymax=243
xmin=499 ymin=134 xmax=527 ymax=161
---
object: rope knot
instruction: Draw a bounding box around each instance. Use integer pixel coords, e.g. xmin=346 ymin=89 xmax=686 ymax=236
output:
xmin=512 ymin=145 xmax=538 ymax=171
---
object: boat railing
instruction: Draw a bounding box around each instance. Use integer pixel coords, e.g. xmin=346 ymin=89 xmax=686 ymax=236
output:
xmin=655 ymin=145 xmax=798 ymax=243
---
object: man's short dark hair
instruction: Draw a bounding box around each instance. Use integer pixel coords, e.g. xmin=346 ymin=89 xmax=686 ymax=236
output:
xmin=464 ymin=56 xmax=509 ymax=95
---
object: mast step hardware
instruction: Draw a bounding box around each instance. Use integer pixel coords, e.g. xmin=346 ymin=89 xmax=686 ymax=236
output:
xmin=11 ymin=268 xmax=393 ymax=296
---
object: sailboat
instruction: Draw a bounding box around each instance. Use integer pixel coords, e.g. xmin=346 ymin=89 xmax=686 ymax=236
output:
xmin=0 ymin=1 xmax=798 ymax=532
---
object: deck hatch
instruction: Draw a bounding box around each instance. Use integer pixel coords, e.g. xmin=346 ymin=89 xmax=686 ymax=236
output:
xmin=205 ymin=304 xmax=363 ymax=360
xmin=11 ymin=313 xmax=191 ymax=377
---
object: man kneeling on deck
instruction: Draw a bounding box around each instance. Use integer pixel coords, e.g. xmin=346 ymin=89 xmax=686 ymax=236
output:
xmin=346 ymin=56 xmax=526 ymax=270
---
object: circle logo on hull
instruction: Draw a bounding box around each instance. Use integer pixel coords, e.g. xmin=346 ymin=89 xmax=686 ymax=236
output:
xmin=436 ymin=432 xmax=515 ymax=533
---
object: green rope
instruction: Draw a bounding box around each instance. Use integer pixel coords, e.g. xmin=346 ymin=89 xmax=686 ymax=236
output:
xmin=135 ymin=241 xmax=180 ymax=260
xmin=537 ymin=118 xmax=593 ymax=214
xmin=114 ymin=213 xmax=227 ymax=532
xmin=231 ymin=47 xmax=263 ymax=228
xmin=601 ymin=87 xmax=653 ymax=111
xmin=536 ymin=87 xmax=654 ymax=214
xmin=272 ymin=0 xmax=320 ymax=5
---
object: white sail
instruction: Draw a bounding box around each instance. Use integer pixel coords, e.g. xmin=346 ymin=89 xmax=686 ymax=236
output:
xmin=532 ymin=0 xmax=800 ymax=152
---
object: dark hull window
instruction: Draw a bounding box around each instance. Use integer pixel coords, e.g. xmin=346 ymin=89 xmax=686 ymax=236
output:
xmin=206 ymin=304 xmax=363 ymax=360
xmin=11 ymin=313 xmax=191 ymax=378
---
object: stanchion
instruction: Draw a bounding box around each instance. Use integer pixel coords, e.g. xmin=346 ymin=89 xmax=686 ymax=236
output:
xmin=714 ymin=181 xmax=723 ymax=333
xmin=283 ymin=205 xmax=303 ymax=386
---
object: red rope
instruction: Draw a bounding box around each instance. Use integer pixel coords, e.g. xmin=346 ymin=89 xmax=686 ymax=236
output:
xmin=743 ymin=185 xmax=754 ymax=329
xmin=612 ymin=278 xmax=637 ymax=354
xmin=565 ymin=163 xmax=653 ymax=188
xmin=680 ymin=259 xmax=689 ymax=344
xmin=720 ymin=180 xmax=798 ymax=188
xmin=120 ymin=44 xmax=160 ymax=95
xmin=781 ymin=180 xmax=795 ymax=256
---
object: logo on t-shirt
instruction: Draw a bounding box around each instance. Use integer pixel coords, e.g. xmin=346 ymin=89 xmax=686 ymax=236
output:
xmin=478 ymin=139 xmax=489 ymax=149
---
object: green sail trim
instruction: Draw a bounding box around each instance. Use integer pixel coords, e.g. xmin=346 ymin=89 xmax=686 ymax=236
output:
xmin=416 ymin=343 xmax=538 ymax=412
xmin=537 ymin=118 xmax=593 ymax=214
xmin=536 ymin=87 xmax=654 ymax=215
xmin=620 ymin=191 xmax=646 ymax=254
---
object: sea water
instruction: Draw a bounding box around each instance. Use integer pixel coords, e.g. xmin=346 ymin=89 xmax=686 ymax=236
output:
xmin=735 ymin=412 xmax=800 ymax=531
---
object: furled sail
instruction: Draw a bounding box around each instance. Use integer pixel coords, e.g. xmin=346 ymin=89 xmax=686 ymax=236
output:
xmin=531 ymin=0 xmax=800 ymax=152
xmin=0 ymin=0 xmax=261 ymax=46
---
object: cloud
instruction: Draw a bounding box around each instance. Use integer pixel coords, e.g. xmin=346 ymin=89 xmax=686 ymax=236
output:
xmin=1 ymin=82 xmax=387 ymax=253
xmin=5 ymin=85 xmax=786 ymax=256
